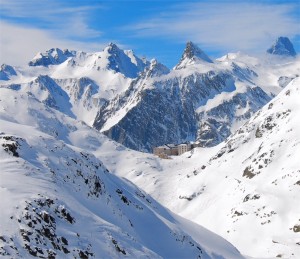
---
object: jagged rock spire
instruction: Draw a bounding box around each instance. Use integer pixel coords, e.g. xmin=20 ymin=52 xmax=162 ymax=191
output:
xmin=0 ymin=64 xmax=17 ymax=80
xmin=267 ymin=37 xmax=296 ymax=57
xmin=105 ymin=42 xmax=121 ymax=53
xmin=175 ymin=41 xmax=213 ymax=69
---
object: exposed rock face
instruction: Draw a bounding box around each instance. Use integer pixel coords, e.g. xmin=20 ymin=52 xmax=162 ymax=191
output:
xmin=267 ymin=37 xmax=297 ymax=57
xmin=0 ymin=64 xmax=17 ymax=80
xmin=93 ymin=41 xmax=276 ymax=153
xmin=102 ymin=86 xmax=198 ymax=152
xmin=278 ymin=75 xmax=298 ymax=88
xmin=197 ymin=86 xmax=271 ymax=147
xmin=94 ymin=66 xmax=260 ymax=152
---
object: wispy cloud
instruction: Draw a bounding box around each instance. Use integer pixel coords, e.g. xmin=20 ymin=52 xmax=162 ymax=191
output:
xmin=0 ymin=0 xmax=97 ymax=16
xmin=0 ymin=0 xmax=106 ymax=65
xmin=0 ymin=0 xmax=102 ymax=40
xmin=126 ymin=2 xmax=300 ymax=53
xmin=0 ymin=21 xmax=105 ymax=66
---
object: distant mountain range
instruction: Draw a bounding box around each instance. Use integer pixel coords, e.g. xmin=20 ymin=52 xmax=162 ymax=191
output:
xmin=2 ymin=37 xmax=298 ymax=152
xmin=94 ymin=38 xmax=299 ymax=151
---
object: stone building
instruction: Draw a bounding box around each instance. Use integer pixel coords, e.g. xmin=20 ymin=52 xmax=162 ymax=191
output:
xmin=178 ymin=144 xmax=191 ymax=155
xmin=153 ymin=142 xmax=200 ymax=157
xmin=153 ymin=144 xmax=178 ymax=156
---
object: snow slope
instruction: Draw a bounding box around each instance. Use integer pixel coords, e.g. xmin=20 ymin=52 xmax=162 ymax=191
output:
xmin=0 ymin=76 xmax=243 ymax=258
xmin=107 ymin=78 xmax=300 ymax=258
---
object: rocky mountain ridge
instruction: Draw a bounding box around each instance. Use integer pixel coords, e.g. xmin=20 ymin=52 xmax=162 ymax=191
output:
xmin=267 ymin=36 xmax=297 ymax=57
xmin=1 ymin=37 xmax=299 ymax=152
xmin=94 ymin=38 xmax=299 ymax=151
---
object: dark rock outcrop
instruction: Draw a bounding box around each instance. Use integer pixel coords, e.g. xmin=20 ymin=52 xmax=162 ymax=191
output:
xmin=267 ymin=37 xmax=297 ymax=57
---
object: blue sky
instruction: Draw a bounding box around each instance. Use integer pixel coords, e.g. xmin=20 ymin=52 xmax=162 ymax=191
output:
xmin=0 ymin=0 xmax=299 ymax=67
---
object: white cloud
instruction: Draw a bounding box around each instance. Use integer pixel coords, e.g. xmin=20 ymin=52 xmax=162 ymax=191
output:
xmin=62 ymin=15 xmax=102 ymax=39
xmin=0 ymin=0 xmax=106 ymax=66
xmin=0 ymin=21 xmax=105 ymax=66
xmin=0 ymin=0 xmax=102 ymax=40
xmin=127 ymin=2 xmax=299 ymax=53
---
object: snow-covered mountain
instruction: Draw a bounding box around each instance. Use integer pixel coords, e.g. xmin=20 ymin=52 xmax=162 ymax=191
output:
xmin=29 ymin=48 xmax=76 ymax=66
xmin=0 ymin=74 xmax=242 ymax=258
xmin=267 ymin=36 xmax=297 ymax=57
xmin=1 ymin=43 xmax=150 ymax=125
xmin=103 ymin=43 xmax=149 ymax=78
xmin=0 ymin=64 xmax=17 ymax=80
xmin=2 ymin=38 xmax=298 ymax=152
xmin=108 ymin=77 xmax=300 ymax=258
xmin=1 ymin=38 xmax=300 ymax=258
xmin=174 ymin=41 xmax=213 ymax=69
xmin=94 ymin=39 xmax=299 ymax=151
xmin=28 ymin=44 xmax=148 ymax=78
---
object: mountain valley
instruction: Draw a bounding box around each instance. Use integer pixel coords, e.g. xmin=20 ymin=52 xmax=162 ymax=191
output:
xmin=1 ymin=37 xmax=299 ymax=258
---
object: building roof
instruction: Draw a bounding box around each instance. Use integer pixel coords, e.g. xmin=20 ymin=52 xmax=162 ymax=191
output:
xmin=178 ymin=144 xmax=187 ymax=147
xmin=166 ymin=144 xmax=177 ymax=148
xmin=156 ymin=145 xmax=171 ymax=149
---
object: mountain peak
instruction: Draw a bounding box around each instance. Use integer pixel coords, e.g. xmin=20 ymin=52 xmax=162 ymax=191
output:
xmin=105 ymin=42 xmax=121 ymax=53
xmin=29 ymin=48 xmax=76 ymax=67
xmin=1 ymin=63 xmax=16 ymax=74
xmin=185 ymin=41 xmax=206 ymax=59
xmin=103 ymin=43 xmax=149 ymax=78
xmin=175 ymin=41 xmax=213 ymax=69
xmin=0 ymin=64 xmax=17 ymax=80
xmin=144 ymin=59 xmax=169 ymax=77
xmin=267 ymin=37 xmax=296 ymax=57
